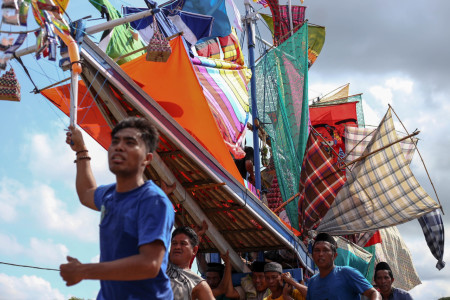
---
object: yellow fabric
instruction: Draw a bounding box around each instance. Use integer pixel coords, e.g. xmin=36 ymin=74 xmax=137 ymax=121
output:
xmin=264 ymin=289 xmax=304 ymax=300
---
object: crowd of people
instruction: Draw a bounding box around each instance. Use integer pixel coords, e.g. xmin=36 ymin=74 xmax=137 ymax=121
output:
xmin=60 ymin=117 xmax=414 ymax=300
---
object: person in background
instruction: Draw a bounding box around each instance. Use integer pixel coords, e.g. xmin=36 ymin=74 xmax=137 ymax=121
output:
xmin=60 ymin=117 xmax=174 ymax=299
xmin=233 ymin=261 xmax=270 ymax=300
xmin=234 ymin=146 xmax=255 ymax=184
xmin=306 ymin=233 xmax=381 ymax=300
xmin=373 ymin=262 xmax=413 ymax=300
xmin=263 ymin=262 xmax=306 ymax=300
xmin=168 ymin=226 xmax=215 ymax=300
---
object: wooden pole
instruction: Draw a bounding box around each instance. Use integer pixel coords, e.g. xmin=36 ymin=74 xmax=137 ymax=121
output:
xmin=273 ymin=192 xmax=301 ymax=214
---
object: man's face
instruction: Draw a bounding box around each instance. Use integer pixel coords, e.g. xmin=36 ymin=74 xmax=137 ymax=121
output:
xmin=264 ymin=271 xmax=282 ymax=292
xmin=251 ymin=272 xmax=267 ymax=292
xmin=108 ymin=128 xmax=151 ymax=177
xmin=312 ymin=241 xmax=337 ymax=270
xmin=374 ymin=270 xmax=394 ymax=295
xmin=169 ymin=233 xmax=196 ymax=268
xmin=206 ymin=271 xmax=221 ymax=289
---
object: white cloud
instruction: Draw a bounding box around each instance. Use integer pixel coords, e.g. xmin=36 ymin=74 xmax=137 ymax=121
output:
xmin=369 ymin=85 xmax=393 ymax=107
xmin=386 ymin=77 xmax=413 ymax=94
xmin=29 ymin=184 xmax=99 ymax=243
xmin=29 ymin=238 xmax=69 ymax=266
xmin=409 ymin=279 xmax=450 ymax=300
xmin=0 ymin=232 xmax=24 ymax=255
xmin=0 ymin=234 xmax=68 ymax=267
xmin=0 ymin=178 xmax=27 ymax=222
xmin=0 ymin=273 xmax=64 ymax=300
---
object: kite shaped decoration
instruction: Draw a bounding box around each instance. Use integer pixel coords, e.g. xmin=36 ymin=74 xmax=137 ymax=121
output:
xmin=317 ymin=108 xmax=440 ymax=235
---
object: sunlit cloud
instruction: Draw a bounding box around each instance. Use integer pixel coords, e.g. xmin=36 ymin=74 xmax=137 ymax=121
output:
xmin=0 ymin=273 xmax=65 ymax=300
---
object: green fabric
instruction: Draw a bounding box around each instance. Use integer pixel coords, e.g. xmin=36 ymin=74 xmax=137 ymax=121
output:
xmin=253 ymin=24 xmax=309 ymax=230
xmin=364 ymin=245 xmax=377 ymax=284
xmin=89 ymin=0 xmax=145 ymax=65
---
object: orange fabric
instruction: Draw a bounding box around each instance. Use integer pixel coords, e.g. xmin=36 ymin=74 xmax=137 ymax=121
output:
xmin=41 ymin=82 xmax=112 ymax=149
xmin=41 ymin=36 xmax=243 ymax=184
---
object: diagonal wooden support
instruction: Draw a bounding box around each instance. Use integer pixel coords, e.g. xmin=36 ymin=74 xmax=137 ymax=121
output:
xmin=151 ymin=154 xmax=251 ymax=273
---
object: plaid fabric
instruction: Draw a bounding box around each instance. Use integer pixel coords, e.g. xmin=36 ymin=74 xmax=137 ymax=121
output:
xmin=345 ymin=126 xmax=418 ymax=166
xmin=317 ymin=108 xmax=440 ymax=235
xmin=375 ymin=226 xmax=421 ymax=290
xmin=418 ymin=209 xmax=446 ymax=270
xmin=298 ymin=133 xmax=346 ymax=233
xmin=266 ymin=0 xmax=306 ymax=45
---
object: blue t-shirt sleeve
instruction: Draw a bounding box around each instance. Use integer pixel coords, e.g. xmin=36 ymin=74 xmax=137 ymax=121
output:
xmin=94 ymin=184 xmax=114 ymax=211
xmin=137 ymin=188 xmax=174 ymax=250
xmin=344 ymin=267 xmax=373 ymax=294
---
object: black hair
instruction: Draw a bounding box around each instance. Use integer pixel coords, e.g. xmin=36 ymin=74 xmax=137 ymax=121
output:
xmin=374 ymin=262 xmax=394 ymax=280
xmin=207 ymin=263 xmax=225 ymax=279
xmin=171 ymin=226 xmax=199 ymax=247
xmin=312 ymin=232 xmax=337 ymax=254
xmin=111 ymin=117 xmax=159 ymax=152
xmin=251 ymin=261 xmax=267 ymax=273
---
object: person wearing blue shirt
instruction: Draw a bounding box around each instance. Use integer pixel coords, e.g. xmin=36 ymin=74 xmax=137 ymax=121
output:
xmin=374 ymin=262 xmax=413 ymax=300
xmin=306 ymin=233 xmax=381 ymax=300
xmin=60 ymin=117 xmax=174 ymax=300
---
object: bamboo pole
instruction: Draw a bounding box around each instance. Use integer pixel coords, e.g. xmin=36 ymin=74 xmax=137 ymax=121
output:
xmin=273 ymin=192 xmax=301 ymax=214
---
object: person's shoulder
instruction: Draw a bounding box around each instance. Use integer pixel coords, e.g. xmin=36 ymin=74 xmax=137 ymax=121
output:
xmin=95 ymin=183 xmax=116 ymax=199
xmin=393 ymin=287 xmax=413 ymax=298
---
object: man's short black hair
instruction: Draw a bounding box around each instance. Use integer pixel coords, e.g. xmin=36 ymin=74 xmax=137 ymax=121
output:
xmin=172 ymin=226 xmax=199 ymax=247
xmin=111 ymin=117 xmax=159 ymax=152
xmin=251 ymin=261 xmax=267 ymax=273
xmin=312 ymin=232 xmax=337 ymax=254
xmin=374 ymin=262 xmax=394 ymax=280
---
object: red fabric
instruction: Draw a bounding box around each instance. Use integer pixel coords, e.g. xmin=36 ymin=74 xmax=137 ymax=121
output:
xmin=309 ymin=102 xmax=358 ymax=164
xmin=364 ymin=231 xmax=382 ymax=247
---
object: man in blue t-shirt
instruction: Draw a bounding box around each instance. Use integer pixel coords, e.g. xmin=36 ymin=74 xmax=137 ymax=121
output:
xmin=60 ymin=117 xmax=174 ymax=299
xmin=306 ymin=233 xmax=381 ymax=300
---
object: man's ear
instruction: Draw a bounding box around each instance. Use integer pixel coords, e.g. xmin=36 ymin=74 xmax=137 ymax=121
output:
xmin=193 ymin=245 xmax=199 ymax=257
xmin=333 ymin=252 xmax=338 ymax=260
xmin=144 ymin=152 xmax=153 ymax=166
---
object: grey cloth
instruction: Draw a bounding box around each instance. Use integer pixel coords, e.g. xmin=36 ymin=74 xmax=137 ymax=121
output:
xmin=167 ymin=262 xmax=205 ymax=300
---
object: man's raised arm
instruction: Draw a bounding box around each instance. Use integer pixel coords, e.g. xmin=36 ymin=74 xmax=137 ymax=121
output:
xmin=66 ymin=125 xmax=98 ymax=211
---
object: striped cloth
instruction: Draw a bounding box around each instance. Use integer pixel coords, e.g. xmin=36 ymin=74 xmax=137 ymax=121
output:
xmin=317 ymin=108 xmax=440 ymax=235
xmin=375 ymin=226 xmax=421 ymax=290
xmin=345 ymin=126 xmax=418 ymax=166
xmin=192 ymin=56 xmax=251 ymax=158
xmin=298 ymin=132 xmax=346 ymax=232
xmin=418 ymin=209 xmax=446 ymax=270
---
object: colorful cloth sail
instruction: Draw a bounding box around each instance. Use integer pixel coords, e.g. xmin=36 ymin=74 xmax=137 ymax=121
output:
xmin=418 ymin=209 xmax=445 ymax=270
xmin=317 ymin=108 xmax=440 ymax=235
xmin=164 ymin=0 xmax=231 ymax=41
xmin=335 ymin=236 xmax=373 ymax=282
xmin=375 ymin=226 xmax=421 ymax=291
xmin=89 ymin=0 xmax=145 ymax=65
xmin=264 ymin=0 xmax=306 ymax=45
xmin=345 ymin=126 xmax=418 ymax=166
xmin=254 ymin=23 xmax=309 ymax=230
xmin=298 ymin=132 xmax=346 ymax=233
xmin=41 ymin=36 xmax=244 ymax=183
xmin=307 ymin=24 xmax=325 ymax=68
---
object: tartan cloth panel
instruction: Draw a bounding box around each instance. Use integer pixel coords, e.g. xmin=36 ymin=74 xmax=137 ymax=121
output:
xmin=298 ymin=133 xmax=346 ymax=232
xmin=265 ymin=0 xmax=306 ymax=45
xmin=375 ymin=226 xmax=421 ymax=290
xmin=317 ymin=108 xmax=440 ymax=235
xmin=345 ymin=126 xmax=418 ymax=166
xmin=418 ymin=209 xmax=445 ymax=270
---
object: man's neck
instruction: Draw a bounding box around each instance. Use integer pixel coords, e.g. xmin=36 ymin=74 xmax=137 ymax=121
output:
xmin=116 ymin=175 xmax=145 ymax=193
xmin=381 ymin=288 xmax=393 ymax=300
xmin=270 ymin=287 xmax=283 ymax=299
xmin=319 ymin=264 xmax=335 ymax=278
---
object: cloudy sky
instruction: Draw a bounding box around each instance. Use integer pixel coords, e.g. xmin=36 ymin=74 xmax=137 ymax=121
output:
xmin=0 ymin=0 xmax=448 ymax=299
